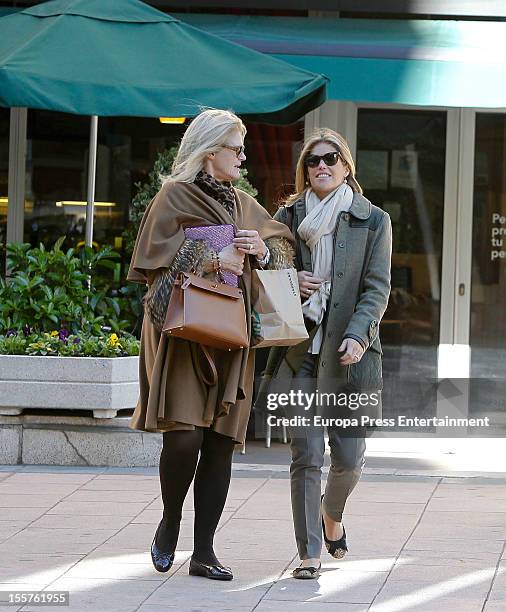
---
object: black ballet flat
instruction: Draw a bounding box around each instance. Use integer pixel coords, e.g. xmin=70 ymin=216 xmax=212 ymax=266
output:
xmin=189 ymin=557 xmax=233 ymax=581
xmin=150 ymin=524 xmax=175 ymax=573
xmin=321 ymin=494 xmax=348 ymax=559
xmin=292 ymin=563 xmax=321 ymax=579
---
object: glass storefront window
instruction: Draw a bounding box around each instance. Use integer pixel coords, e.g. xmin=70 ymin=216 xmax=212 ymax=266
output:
xmin=244 ymin=121 xmax=304 ymax=212
xmin=356 ymin=109 xmax=446 ymax=388
xmin=25 ymin=110 xmax=90 ymax=250
xmin=93 ymin=116 xmax=185 ymax=278
xmin=0 ymin=108 xmax=9 ymax=274
xmin=243 ymin=121 xmax=304 ymax=378
xmin=24 ymin=111 xmax=185 ymax=278
xmin=471 ymin=114 xmax=506 ymax=379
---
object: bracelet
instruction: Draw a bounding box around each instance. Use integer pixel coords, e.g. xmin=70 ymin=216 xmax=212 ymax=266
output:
xmin=211 ymin=251 xmax=224 ymax=281
xmin=256 ymin=246 xmax=270 ymax=267
xmin=210 ymin=251 xmax=220 ymax=275
xmin=216 ymin=254 xmax=223 ymax=280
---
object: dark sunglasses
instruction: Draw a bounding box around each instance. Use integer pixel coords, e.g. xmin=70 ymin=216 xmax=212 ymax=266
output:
xmin=221 ymin=144 xmax=245 ymax=158
xmin=305 ymin=151 xmax=341 ymax=168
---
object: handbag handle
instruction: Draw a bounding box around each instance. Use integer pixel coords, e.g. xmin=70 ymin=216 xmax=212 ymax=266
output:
xmin=195 ymin=344 xmax=218 ymax=386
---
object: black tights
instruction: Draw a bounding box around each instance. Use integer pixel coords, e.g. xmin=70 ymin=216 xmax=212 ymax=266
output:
xmin=156 ymin=428 xmax=235 ymax=565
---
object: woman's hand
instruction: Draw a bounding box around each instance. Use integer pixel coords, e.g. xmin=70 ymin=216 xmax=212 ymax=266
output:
xmin=298 ymin=271 xmax=324 ymax=299
xmin=338 ymin=337 xmax=365 ymax=366
xmin=218 ymin=243 xmax=245 ymax=276
xmin=233 ymin=230 xmax=267 ymax=258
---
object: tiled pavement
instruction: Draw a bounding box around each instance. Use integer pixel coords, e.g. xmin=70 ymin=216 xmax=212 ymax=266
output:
xmin=0 ymin=441 xmax=505 ymax=612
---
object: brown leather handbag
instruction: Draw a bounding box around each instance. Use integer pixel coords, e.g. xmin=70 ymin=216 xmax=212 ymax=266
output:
xmin=163 ymin=272 xmax=249 ymax=383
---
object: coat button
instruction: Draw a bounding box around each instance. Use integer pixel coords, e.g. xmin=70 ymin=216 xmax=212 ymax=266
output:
xmin=343 ymin=213 xmax=349 ymax=221
xmin=338 ymin=242 xmax=345 ymax=248
xmin=338 ymin=272 xmax=344 ymax=278
xmin=321 ymin=361 xmax=326 ymax=367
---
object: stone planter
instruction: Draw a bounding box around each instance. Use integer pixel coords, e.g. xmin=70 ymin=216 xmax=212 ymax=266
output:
xmin=0 ymin=355 xmax=139 ymax=418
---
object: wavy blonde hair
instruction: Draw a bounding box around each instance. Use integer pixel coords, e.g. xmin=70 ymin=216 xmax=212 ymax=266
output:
xmin=286 ymin=128 xmax=362 ymax=204
xmin=164 ymin=108 xmax=246 ymax=184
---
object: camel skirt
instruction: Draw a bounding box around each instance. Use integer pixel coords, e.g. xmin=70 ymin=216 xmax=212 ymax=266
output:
xmin=129 ymin=316 xmax=255 ymax=444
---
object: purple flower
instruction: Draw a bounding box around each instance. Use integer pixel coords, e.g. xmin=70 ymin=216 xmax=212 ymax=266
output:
xmin=58 ymin=329 xmax=70 ymax=343
xmin=5 ymin=329 xmax=17 ymax=337
xmin=72 ymin=337 xmax=81 ymax=344
xmin=22 ymin=324 xmax=32 ymax=337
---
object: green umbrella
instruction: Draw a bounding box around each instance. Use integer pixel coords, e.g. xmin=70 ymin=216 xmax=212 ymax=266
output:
xmin=0 ymin=0 xmax=327 ymax=123
xmin=0 ymin=0 xmax=327 ymax=246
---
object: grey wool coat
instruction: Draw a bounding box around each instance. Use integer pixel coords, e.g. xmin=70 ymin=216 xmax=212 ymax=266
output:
xmin=263 ymin=190 xmax=392 ymax=402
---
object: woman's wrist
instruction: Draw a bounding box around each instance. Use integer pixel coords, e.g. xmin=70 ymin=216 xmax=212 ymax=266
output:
xmin=256 ymin=249 xmax=267 ymax=260
xmin=342 ymin=334 xmax=367 ymax=350
xmin=255 ymin=245 xmax=270 ymax=267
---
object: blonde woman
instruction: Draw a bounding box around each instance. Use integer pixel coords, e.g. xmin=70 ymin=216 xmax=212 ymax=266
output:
xmin=267 ymin=128 xmax=391 ymax=578
xmin=128 ymin=109 xmax=293 ymax=580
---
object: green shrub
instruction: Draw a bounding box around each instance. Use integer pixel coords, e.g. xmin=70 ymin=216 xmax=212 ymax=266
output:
xmin=0 ymin=332 xmax=26 ymax=355
xmin=0 ymin=237 xmax=131 ymax=335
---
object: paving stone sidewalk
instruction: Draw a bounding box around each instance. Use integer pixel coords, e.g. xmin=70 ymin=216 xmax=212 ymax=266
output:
xmin=0 ymin=442 xmax=505 ymax=612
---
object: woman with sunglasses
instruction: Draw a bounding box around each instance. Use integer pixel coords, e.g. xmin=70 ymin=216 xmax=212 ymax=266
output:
xmin=128 ymin=109 xmax=293 ymax=581
xmin=266 ymin=128 xmax=391 ymax=578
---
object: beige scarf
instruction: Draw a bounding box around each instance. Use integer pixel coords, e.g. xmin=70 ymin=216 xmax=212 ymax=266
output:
xmin=297 ymin=183 xmax=353 ymax=353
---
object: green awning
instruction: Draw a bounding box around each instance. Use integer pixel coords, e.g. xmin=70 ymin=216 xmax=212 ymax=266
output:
xmin=0 ymin=0 xmax=327 ymax=123
xmin=0 ymin=8 xmax=19 ymax=16
xmin=178 ymin=14 xmax=506 ymax=108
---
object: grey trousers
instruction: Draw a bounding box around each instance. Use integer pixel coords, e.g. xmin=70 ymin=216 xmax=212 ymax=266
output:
xmin=288 ymin=354 xmax=366 ymax=560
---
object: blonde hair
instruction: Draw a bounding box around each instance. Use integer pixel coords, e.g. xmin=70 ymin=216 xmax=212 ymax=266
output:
xmin=286 ymin=128 xmax=362 ymax=204
xmin=164 ymin=109 xmax=246 ymax=184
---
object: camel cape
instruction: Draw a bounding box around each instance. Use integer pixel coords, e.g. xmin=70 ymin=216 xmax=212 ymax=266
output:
xmin=127 ymin=181 xmax=293 ymax=443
